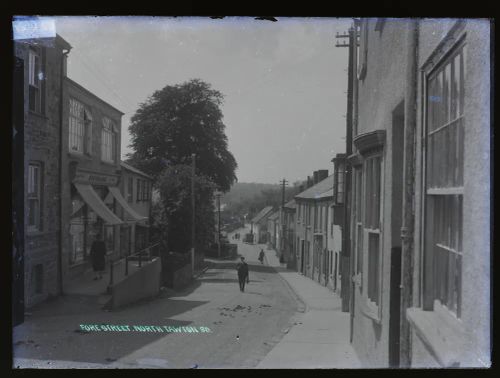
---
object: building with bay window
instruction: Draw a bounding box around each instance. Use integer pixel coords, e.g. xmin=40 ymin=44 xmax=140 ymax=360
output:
xmin=345 ymin=18 xmax=490 ymax=368
xmin=61 ymin=78 xmax=128 ymax=282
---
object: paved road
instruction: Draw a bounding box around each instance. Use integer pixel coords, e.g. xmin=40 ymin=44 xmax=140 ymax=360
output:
xmin=13 ymin=228 xmax=300 ymax=369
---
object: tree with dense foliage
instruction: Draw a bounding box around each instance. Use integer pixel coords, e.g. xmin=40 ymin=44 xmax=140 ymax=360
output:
xmin=127 ymin=79 xmax=237 ymax=192
xmin=155 ymin=164 xmax=216 ymax=255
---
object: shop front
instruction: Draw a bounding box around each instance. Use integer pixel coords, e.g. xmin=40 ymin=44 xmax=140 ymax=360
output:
xmin=68 ymin=170 xmax=123 ymax=272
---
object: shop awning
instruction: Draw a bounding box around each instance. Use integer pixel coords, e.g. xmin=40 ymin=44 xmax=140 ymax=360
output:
xmin=74 ymin=183 xmax=123 ymax=225
xmin=108 ymin=186 xmax=148 ymax=223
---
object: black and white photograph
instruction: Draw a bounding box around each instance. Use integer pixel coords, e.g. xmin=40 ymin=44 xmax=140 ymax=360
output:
xmin=11 ymin=16 xmax=492 ymax=369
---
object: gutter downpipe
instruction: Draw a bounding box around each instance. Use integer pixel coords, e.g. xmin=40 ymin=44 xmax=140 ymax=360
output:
xmin=399 ymin=19 xmax=418 ymax=368
xmin=58 ymin=46 xmax=71 ymax=296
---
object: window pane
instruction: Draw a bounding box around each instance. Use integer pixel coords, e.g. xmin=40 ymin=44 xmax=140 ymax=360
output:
xmin=368 ymin=232 xmax=379 ymax=305
xmin=435 ymin=72 xmax=443 ymax=129
xmin=451 ymin=55 xmax=459 ymax=120
xmin=444 ymin=64 xmax=451 ymax=124
xmin=357 ymin=224 xmax=363 ymax=275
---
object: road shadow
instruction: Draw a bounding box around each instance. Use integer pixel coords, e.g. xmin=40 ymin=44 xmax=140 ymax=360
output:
xmin=13 ymin=291 xmax=211 ymax=366
xmin=197 ymin=278 xmax=239 ymax=284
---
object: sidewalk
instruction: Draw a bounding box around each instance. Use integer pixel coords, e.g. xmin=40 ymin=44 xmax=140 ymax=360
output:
xmin=256 ymin=245 xmax=361 ymax=369
xmin=65 ymin=257 xmax=146 ymax=297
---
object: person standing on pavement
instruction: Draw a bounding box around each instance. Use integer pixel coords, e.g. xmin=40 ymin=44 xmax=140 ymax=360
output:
xmin=90 ymin=233 xmax=106 ymax=280
xmin=258 ymin=249 xmax=265 ymax=264
xmin=236 ymin=256 xmax=249 ymax=292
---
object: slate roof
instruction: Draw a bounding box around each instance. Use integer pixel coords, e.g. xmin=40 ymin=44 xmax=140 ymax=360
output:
xmin=251 ymin=206 xmax=274 ymax=224
xmin=284 ymin=199 xmax=296 ymax=209
xmin=295 ymin=174 xmax=334 ymax=200
xmin=268 ymin=211 xmax=280 ymax=221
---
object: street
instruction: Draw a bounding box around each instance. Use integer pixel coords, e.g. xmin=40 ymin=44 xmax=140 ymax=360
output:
xmin=13 ymin=228 xmax=300 ymax=369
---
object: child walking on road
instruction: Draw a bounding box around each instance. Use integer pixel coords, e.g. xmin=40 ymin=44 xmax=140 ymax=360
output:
xmin=258 ymin=249 xmax=265 ymax=264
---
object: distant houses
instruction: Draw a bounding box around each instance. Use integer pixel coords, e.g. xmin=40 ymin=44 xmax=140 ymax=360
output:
xmin=250 ymin=206 xmax=274 ymax=244
xmin=248 ymin=18 xmax=490 ymax=368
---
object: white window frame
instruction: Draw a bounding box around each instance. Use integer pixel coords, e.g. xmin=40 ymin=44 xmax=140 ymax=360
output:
xmin=362 ymin=154 xmax=384 ymax=321
xmin=422 ymin=38 xmax=466 ymax=319
xmin=69 ymin=98 xmax=93 ymax=155
xmin=101 ymin=117 xmax=117 ymax=163
xmin=354 ymin=166 xmax=364 ymax=289
xmin=28 ymin=48 xmax=43 ymax=113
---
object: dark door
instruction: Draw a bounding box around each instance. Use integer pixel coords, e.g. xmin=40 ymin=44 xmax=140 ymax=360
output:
xmin=389 ymin=247 xmax=402 ymax=367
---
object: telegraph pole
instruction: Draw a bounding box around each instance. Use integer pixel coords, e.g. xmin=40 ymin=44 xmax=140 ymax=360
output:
xmin=215 ymin=191 xmax=222 ymax=258
xmin=191 ymin=153 xmax=196 ymax=275
xmin=279 ymin=178 xmax=288 ymax=263
xmin=336 ymin=25 xmax=357 ymax=317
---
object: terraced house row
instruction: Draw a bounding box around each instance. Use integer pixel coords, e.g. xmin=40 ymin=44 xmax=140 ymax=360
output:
xmin=263 ymin=18 xmax=490 ymax=368
xmin=344 ymin=18 xmax=490 ymax=368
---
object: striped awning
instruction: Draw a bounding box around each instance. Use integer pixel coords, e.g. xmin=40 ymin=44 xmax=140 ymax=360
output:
xmin=74 ymin=183 xmax=123 ymax=225
xmin=108 ymin=186 xmax=148 ymax=223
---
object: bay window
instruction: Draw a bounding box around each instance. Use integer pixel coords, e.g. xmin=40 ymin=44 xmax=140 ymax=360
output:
xmin=364 ymin=156 xmax=382 ymax=310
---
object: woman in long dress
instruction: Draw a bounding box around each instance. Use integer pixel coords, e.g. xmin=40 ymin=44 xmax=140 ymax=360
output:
xmin=90 ymin=233 xmax=106 ymax=280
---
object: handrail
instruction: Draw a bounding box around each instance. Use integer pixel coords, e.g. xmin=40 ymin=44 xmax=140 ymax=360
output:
xmin=125 ymin=242 xmax=161 ymax=276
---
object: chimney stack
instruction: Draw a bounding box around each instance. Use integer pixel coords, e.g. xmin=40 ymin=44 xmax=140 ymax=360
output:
xmin=317 ymin=169 xmax=329 ymax=182
xmin=313 ymin=171 xmax=319 ymax=184
xmin=307 ymin=176 xmax=313 ymax=188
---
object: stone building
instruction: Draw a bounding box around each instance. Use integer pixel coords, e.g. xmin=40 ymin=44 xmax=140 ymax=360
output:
xmin=14 ymin=35 xmax=71 ymax=309
xmin=345 ymin=18 xmax=491 ymax=368
xmin=281 ymin=199 xmax=297 ymax=269
xmin=294 ymin=171 xmax=332 ymax=282
xmin=61 ymin=77 xmax=125 ymax=283
xmin=327 ymin=155 xmax=347 ymax=294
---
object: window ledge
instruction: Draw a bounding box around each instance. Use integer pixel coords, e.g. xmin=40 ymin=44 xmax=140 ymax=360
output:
xmin=26 ymin=229 xmax=44 ymax=237
xmin=28 ymin=110 xmax=48 ymax=120
xmin=406 ymin=307 xmax=466 ymax=367
xmin=68 ymin=151 xmax=92 ymax=160
xmin=100 ymin=159 xmax=117 ymax=167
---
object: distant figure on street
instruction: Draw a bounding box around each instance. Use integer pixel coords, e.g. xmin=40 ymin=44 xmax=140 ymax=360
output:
xmin=258 ymin=249 xmax=265 ymax=264
xmin=236 ymin=256 xmax=249 ymax=292
xmin=90 ymin=233 xmax=106 ymax=280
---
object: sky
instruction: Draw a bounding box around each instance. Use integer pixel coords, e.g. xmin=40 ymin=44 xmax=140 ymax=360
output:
xmin=54 ymin=16 xmax=352 ymax=184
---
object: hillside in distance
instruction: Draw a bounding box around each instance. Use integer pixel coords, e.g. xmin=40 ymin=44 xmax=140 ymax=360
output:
xmin=221 ymin=182 xmax=280 ymax=206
